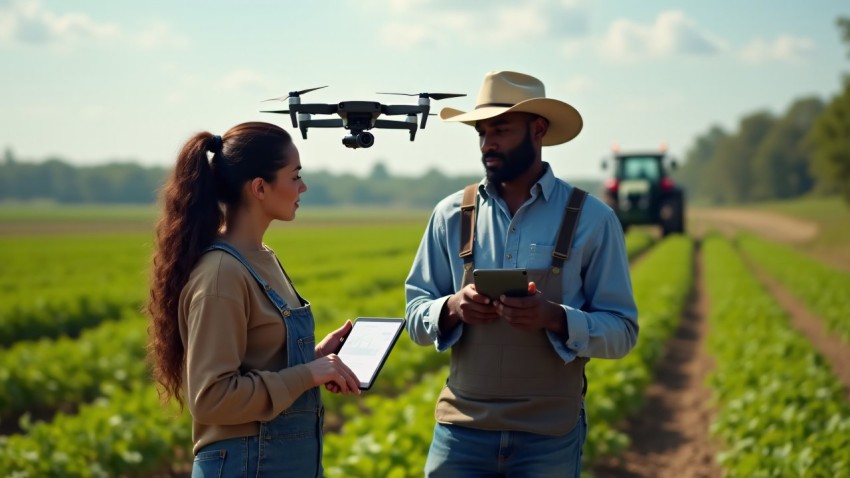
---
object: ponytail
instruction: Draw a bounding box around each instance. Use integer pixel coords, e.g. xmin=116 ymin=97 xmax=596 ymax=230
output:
xmin=148 ymin=132 xmax=223 ymax=406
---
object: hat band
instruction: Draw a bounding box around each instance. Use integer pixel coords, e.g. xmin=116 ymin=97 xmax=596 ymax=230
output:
xmin=475 ymin=102 xmax=514 ymax=109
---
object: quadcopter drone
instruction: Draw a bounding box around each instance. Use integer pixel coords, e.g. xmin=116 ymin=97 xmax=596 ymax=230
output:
xmin=260 ymin=86 xmax=465 ymax=149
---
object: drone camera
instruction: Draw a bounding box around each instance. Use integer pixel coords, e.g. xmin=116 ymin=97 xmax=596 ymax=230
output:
xmin=342 ymin=131 xmax=375 ymax=149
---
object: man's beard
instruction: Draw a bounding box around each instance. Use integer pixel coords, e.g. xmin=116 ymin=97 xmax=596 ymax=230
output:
xmin=482 ymin=127 xmax=536 ymax=183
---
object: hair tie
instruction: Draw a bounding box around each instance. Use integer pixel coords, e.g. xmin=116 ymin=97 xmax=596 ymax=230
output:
xmin=209 ymin=135 xmax=223 ymax=154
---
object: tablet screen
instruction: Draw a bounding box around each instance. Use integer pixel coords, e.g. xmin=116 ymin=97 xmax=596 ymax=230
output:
xmin=336 ymin=317 xmax=406 ymax=390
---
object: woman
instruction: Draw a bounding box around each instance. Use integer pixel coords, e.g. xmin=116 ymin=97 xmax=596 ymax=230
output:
xmin=147 ymin=121 xmax=360 ymax=477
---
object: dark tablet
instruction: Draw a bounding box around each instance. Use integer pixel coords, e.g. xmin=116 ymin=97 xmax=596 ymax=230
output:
xmin=473 ymin=268 xmax=529 ymax=300
xmin=336 ymin=317 xmax=406 ymax=390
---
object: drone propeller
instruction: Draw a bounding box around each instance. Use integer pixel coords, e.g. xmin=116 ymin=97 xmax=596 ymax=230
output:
xmin=377 ymin=92 xmax=466 ymax=101
xmin=262 ymin=85 xmax=328 ymax=102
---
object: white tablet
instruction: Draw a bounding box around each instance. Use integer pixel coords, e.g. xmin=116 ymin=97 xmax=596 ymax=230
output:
xmin=336 ymin=317 xmax=406 ymax=390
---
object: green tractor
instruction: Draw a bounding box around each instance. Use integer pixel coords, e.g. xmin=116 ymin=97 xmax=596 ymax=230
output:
xmin=601 ymin=148 xmax=685 ymax=236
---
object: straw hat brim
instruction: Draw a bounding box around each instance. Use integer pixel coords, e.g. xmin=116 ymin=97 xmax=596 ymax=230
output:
xmin=440 ymin=97 xmax=583 ymax=146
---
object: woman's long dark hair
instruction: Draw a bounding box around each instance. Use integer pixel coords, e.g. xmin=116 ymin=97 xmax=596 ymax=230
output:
xmin=147 ymin=121 xmax=293 ymax=405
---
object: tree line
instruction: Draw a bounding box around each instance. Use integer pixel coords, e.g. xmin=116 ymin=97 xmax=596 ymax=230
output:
xmin=674 ymin=17 xmax=850 ymax=205
xmin=0 ymin=153 xmax=463 ymax=209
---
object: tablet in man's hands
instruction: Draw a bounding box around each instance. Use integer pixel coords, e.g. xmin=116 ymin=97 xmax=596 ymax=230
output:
xmin=336 ymin=317 xmax=405 ymax=390
xmin=473 ymin=268 xmax=529 ymax=300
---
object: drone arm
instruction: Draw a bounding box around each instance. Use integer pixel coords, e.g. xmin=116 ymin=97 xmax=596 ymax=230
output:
xmin=295 ymin=104 xmax=339 ymax=115
xmin=374 ymin=119 xmax=417 ymax=142
xmin=419 ymin=105 xmax=431 ymax=129
xmin=296 ymin=118 xmax=343 ymax=140
xmin=302 ymin=119 xmax=345 ymax=128
xmin=381 ymin=105 xmax=424 ymax=116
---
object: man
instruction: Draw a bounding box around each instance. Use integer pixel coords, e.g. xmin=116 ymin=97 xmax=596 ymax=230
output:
xmin=405 ymin=70 xmax=638 ymax=477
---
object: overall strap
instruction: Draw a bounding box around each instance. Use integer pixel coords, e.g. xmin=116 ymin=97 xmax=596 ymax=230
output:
xmin=205 ymin=242 xmax=289 ymax=312
xmin=551 ymin=187 xmax=588 ymax=274
xmin=458 ymin=183 xmax=478 ymax=272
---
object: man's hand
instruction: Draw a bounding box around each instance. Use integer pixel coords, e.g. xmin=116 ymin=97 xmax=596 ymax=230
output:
xmin=494 ymin=281 xmax=567 ymax=336
xmin=440 ymin=283 xmax=500 ymax=332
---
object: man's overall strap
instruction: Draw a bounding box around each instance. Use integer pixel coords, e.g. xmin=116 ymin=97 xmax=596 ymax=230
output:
xmin=458 ymin=184 xmax=588 ymax=272
xmin=550 ymin=187 xmax=588 ymax=274
xmin=458 ymin=183 xmax=478 ymax=271
xmin=205 ymin=242 xmax=289 ymax=312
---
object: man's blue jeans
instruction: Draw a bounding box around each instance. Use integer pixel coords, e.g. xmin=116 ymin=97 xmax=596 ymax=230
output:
xmin=424 ymin=409 xmax=587 ymax=477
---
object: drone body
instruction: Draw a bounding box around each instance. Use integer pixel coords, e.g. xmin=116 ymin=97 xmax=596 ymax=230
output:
xmin=261 ymin=86 xmax=465 ymax=148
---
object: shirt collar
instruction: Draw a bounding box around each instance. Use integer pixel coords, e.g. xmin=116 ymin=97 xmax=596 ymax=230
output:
xmin=479 ymin=162 xmax=556 ymax=202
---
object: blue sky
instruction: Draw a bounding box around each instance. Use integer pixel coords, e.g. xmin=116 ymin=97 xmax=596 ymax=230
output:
xmin=1 ymin=0 xmax=847 ymax=180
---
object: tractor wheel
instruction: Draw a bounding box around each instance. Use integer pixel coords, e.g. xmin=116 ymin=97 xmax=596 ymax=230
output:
xmin=660 ymin=193 xmax=685 ymax=236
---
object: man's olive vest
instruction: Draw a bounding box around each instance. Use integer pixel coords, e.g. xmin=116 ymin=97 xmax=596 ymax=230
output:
xmin=435 ymin=184 xmax=589 ymax=435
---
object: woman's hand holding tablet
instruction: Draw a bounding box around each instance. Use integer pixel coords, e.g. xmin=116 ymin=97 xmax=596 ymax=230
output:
xmin=336 ymin=317 xmax=406 ymax=390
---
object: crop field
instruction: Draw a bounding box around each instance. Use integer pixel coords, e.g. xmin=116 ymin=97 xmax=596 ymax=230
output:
xmin=0 ymin=203 xmax=849 ymax=477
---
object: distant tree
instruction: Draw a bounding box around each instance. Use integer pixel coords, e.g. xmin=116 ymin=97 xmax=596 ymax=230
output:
xmin=42 ymin=158 xmax=82 ymax=202
xmin=751 ymin=97 xmax=824 ymax=201
xmin=674 ymin=125 xmax=728 ymax=202
xmin=368 ymin=161 xmax=391 ymax=180
xmin=808 ymin=17 xmax=850 ymax=203
xmin=706 ymin=111 xmax=775 ymax=203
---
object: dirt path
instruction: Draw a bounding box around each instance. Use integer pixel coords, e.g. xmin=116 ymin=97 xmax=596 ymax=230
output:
xmin=693 ymin=206 xmax=850 ymax=397
xmin=689 ymin=208 xmax=818 ymax=245
xmin=748 ymin=262 xmax=850 ymax=401
xmin=591 ymin=207 xmax=850 ymax=477
xmin=593 ymin=246 xmax=723 ymax=478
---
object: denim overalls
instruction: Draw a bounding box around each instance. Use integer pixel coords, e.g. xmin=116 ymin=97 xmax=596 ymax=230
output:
xmin=192 ymin=242 xmax=324 ymax=478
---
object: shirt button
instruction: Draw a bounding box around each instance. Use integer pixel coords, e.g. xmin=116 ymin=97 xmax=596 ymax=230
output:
xmin=511 ymin=227 xmax=516 ymax=232
xmin=506 ymin=253 xmax=512 ymax=259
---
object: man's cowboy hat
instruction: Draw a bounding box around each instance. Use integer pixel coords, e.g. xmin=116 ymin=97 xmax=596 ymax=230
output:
xmin=440 ymin=71 xmax=583 ymax=146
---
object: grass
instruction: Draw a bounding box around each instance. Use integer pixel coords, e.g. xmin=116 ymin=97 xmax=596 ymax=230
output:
xmin=0 ymin=202 xmax=432 ymax=235
xmin=751 ymin=195 xmax=850 ymax=248
xmin=734 ymin=195 xmax=850 ymax=272
xmin=0 ymin=203 xmax=157 ymax=223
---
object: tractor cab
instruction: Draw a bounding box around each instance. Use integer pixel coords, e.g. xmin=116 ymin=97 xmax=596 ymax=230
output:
xmin=602 ymin=149 xmax=685 ymax=236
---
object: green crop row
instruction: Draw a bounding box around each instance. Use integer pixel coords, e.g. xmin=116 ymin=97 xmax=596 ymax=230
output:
xmin=0 ymin=296 xmax=139 ymax=349
xmin=0 ymin=312 xmax=148 ymax=421
xmin=323 ymin=368 xmax=447 ymax=478
xmin=737 ymin=233 xmax=850 ymax=344
xmin=624 ymin=228 xmax=655 ymax=259
xmin=0 ymin=382 xmax=192 ymax=477
xmin=0 ymin=234 xmax=150 ymax=346
xmin=583 ymin=234 xmax=694 ymax=462
xmin=702 ymin=234 xmax=850 ymax=477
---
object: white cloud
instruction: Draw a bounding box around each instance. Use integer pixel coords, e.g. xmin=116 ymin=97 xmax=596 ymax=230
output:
xmin=738 ymin=35 xmax=814 ymax=63
xmin=0 ymin=0 xmax=187 ymax=50
xmin=375 ymin=0 xmax=589 ymax=50
xmin=600 ymin=10 xmax=725 ymax=62
xmin=0 ymin=0 xmax=118 ymax=46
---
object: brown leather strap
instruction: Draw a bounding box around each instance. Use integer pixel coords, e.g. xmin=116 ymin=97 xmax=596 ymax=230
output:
xmin=552 ymin=187 xmax=588 ymax=271
xmin=459 ymin=184 xmax=478 ymax=264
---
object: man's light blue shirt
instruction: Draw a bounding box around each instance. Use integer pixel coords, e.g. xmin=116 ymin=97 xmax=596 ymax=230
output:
xmin=404 ymin=163 xmax=638 ymax=363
